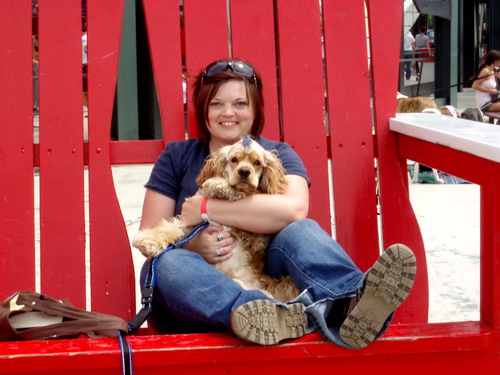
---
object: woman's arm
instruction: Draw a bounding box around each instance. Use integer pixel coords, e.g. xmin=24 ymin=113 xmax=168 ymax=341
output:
xmin=139 ymin=188 xmax=236 ymax=263
xmin=180 ymin=175 xmax=309 ymax=234
xmin=139 ymin=189 xmax=176 ymax=230
xmin=472 ymin=69 xmax=498 ymax=95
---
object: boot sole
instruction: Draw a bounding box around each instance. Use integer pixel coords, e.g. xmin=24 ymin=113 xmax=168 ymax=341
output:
xmin=230 ymin=299 xmax=307 ymax=345
xmin=339 ymin=244 xmax=417 ymax=349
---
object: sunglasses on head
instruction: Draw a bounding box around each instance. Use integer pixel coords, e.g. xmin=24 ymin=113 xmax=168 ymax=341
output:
xmin=201 ymin=60 xmax=258 ymax=87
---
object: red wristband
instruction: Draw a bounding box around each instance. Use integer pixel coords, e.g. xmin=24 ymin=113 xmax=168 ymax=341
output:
xmin=200 ymin=197 xmax=210 ymax=222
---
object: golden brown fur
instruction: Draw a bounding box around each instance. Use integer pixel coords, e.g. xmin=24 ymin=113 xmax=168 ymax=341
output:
xmin=396 ymin=96 xmax=437 ymax=113
xmin=133 ymin=137 xmax=300 ymax=302
xmin=438 ymin=106 xmax=454 ymax=116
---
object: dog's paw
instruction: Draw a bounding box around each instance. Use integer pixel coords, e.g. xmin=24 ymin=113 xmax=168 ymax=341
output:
xmin=132 ymin=232 xmax=167 ymax=259
xmin=203 ymin=177 xmax=247 ymax=201
xmin=132 ymin=218 xmax=188 ymax=259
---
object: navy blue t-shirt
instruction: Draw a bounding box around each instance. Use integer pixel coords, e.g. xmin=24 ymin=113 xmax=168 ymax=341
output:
xmin=145 ymin=136 xmax=310 ymax=216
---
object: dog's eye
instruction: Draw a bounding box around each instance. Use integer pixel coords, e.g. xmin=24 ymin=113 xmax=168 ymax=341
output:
xmin=254 ymin=160 xmax=261 ymax=166
xmin=231 ymin=157 xmax=238 ymax=163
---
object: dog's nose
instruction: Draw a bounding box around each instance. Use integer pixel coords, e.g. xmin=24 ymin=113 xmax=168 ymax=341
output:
xmin=238 ymin=168 xmax=251 ymax=179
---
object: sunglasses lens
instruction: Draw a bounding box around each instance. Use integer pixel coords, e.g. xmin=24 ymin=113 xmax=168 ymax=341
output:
xmin=204 ymin=61 xmax=230 ymax=77
xmin=230 ymin=61 xmax=254 ymax=78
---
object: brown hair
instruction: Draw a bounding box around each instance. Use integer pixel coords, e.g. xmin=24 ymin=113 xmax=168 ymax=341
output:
xmin=191 ymin=59 xmax=265 ymax=143
xmin=471 ymin=50 xmax=500 ymax=81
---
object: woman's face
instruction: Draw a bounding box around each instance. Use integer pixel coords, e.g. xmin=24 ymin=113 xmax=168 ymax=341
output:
xmin=207 ymin=80 xmax=254 ymax=151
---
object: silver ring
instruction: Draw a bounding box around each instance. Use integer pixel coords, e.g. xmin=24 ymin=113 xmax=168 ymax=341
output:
xmin=216 ymin=248 xmax=221 ymax=256
xmin=216 ymin=233 xmax=223 ymax=242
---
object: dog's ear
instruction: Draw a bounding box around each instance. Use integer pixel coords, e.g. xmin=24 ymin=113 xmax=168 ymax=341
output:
xmin=259 ymin=150 xmax=288 ymax=194
xmin=196 ymin=151 xmax=228 ymax=186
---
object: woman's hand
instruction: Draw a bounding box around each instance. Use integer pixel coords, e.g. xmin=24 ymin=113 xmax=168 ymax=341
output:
xmin=180 ymin=192 xmax=205 ymax=226
xmin=182 ymin=224 xmax=236 ymax=264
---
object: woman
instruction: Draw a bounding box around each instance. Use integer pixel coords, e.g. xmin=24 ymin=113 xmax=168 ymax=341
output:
xmin=139 ymin=59 xmax=416 ymax=349
xmin=472 ymin=50 xmax=500 ymax=112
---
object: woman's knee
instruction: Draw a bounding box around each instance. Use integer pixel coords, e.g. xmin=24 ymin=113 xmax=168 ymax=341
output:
xmin=279 ymin=218 xmax=319 ymax=236
xmin=275 ymin=218 xmax=330 ymax=246
xmin=153 ymin=249 xmax=204 ymax=282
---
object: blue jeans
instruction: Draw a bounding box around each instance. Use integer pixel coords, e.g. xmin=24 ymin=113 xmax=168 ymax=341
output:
xmin=404 ymin=52 xmax=413 ymax=79
xmin=140 ymin=218 xmax=391 ymax=348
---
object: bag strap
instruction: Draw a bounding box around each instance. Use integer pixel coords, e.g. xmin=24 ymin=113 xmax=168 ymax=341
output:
xmin=18 ymin=317 xmax=128 ymax=340
xmin=9 ymin=292 xmax=129 ymax=340
xmin=128 ymin=221 xmax=209 ymax=334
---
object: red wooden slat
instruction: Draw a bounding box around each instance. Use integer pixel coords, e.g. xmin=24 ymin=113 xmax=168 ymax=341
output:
xmin=275 ymin=0 xmax=331 ymax=233
xmin=322 ymin=0 xmax=380 ymax=269
xmin=142 ymin=0 xmax=185 ymax=143
xmin=87 ymin=0 xmax=135 ymax=319
xmin=396 ymin=135 xmax=496 ymax=184
xmin=0 ymin=322 xmax=495 ymax=374
xmin=110 ymin=140 xmax=165 ymax=164
xmin=366 ymin=0 xmax=428 ymax=323
xmin=480 ymin=171 xmax=500 ymax=328
xmin=230 ymin=0 xmax=280 ymax=140
xmin=0 ymin=0 xmax=35 ymax=298
xmin=37 ymin=0 xmax=86 ymax=306
xmin=183 ymin=0 xmax=231 ymax=137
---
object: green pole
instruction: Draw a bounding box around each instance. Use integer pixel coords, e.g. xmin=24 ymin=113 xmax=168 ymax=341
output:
xmin=116 ymin=0 xmax=139 ymax=140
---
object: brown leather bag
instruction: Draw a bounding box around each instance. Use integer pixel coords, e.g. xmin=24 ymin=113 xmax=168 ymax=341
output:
xmin=0 ymin=291 xmax=129 ymax=341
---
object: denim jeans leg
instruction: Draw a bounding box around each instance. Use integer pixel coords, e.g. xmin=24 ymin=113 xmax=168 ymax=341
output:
xmin=404 ymin=52 xmax=413 ymax=79
xmin=140 ymin=248 xmax=274 ymax=333
xmin=265 ymin=218 xmax=392 ymax=348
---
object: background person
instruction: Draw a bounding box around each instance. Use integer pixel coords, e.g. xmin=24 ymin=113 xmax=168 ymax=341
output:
xmin=403 ymin=30 xmax=415 ymax=80
xmin=472 ymin=50 xmax=500 ymax=112
xmin=427 ymin=25 xmax=435 ymax=49
xmin=414 ymin=26 xmax=430 ymax=79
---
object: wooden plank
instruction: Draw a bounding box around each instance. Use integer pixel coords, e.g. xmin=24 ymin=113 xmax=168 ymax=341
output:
xmin=110 ymin=140 xmax=165 ymax=164
xmin=86 ymin=0 xmax=136 ymax=319
xmin=480 ymin=170 xmax=500 ymax=329
xmin=183 ymin=0 xmax=230 ymax=137
xmin=37 ymin=0 xmax=86 ymax=306
xmin=322 ymin=0 xmax=379 ymax=268
xmin=0 ymin=0 xmax=36 ymax=298
xmin=230 ymin=0 xmax=280 ymax=141
xmin=0 ymin=322 xmax=494 ymax=374
xmin=392 ymin=113 xmax=500 ymax=163
xmin=275 ymin=0 xmax=331 ymax=232
xmin=395 ymin=134 xmax=496 ymax=186
xmin=142 ymin=0 xmax=185 ymax=143
xmin=367 ymin=0 xmax=428 ymax=323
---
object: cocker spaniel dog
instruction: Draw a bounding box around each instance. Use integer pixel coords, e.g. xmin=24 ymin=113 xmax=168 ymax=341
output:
xmin=133 ymin=136 xmax=300 ymax=302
